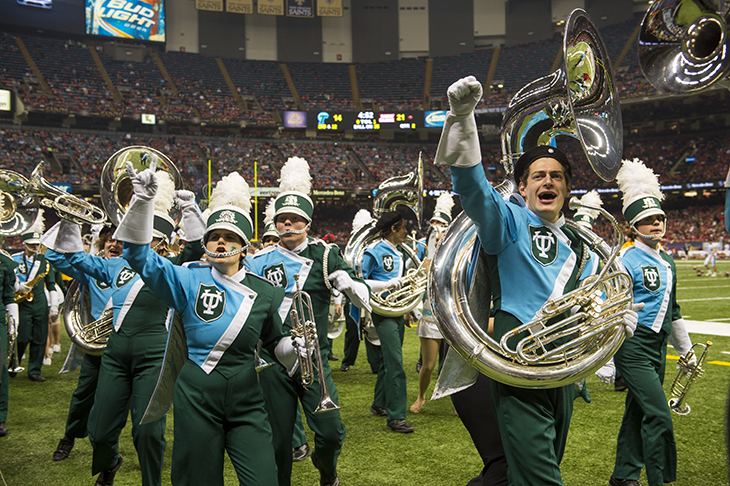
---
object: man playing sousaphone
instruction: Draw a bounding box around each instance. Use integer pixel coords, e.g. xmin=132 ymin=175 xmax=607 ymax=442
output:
xmin=435 ymin=75 xmax=639 ymax=485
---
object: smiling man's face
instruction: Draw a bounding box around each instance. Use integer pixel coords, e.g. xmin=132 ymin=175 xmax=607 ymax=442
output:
xmin=518 ymin=157 xmax=569 ymax=223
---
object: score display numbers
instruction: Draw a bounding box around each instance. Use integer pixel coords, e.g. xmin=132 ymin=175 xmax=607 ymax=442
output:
xmin=306 ymin=111 xmax=420 ymax=132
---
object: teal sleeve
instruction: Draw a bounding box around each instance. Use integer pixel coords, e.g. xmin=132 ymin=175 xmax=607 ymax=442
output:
xmin=123 ymin=242 xmax=191 ymax=312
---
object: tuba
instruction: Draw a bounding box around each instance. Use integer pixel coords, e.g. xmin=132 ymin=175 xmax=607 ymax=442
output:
xmin=638 ymin=0 xmax=730 ymax=94
xmin=0 ymin=170 xmax=40 ymax=236
xmin=62 ymin=279 xmax=111 ymax=356
xmin=343 ymin=154 xmax=425 ymax=319
xmin=430 ymin=9 xmax=633 ymax=389
xmin=100 ymin=146 xmax=184 ymax=227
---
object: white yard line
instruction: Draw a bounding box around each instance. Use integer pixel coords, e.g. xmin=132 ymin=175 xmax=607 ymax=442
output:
xmin=678 ymin=285 xmax=730 ymax=290
xmin=679 ymin=297 xmax=730 ymax=302
xmin=685 ymin=320 xmax=730 ymax=336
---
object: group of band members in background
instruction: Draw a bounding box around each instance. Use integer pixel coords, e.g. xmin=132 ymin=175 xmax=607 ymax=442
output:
xmin=0 ymin=74 xmax=712 ymax=486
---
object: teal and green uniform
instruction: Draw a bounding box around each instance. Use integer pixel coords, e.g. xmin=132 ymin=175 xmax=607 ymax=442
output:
xmin=612 ymin=239 xmax=681 ymax=486
xmin=361 ymin=239 xmax=410 ymax=423
xmin=247 ymin=238 xmax=359 ymax=486
xmin=11 ymin=251 xmax=53 ymax=378
xmin=45 ymin=252 xmax=115 ymax=443
xmin=451 ymin=164 xmax=597 ymax=486
xmin=122 ymin=242 xmax=285 ymax=486
xmin=46 ymin=242 xmax=201 ymax=486
xmin=0 ymin=250 xmax=17 ymax=424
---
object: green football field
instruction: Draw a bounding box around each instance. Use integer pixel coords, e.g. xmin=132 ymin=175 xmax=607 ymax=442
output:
xmin=1 ymin=260 xmax=728 ymax=485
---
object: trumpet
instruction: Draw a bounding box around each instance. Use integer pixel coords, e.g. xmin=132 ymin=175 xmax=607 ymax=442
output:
xmin=289 ymin=275 xmax=339 ymax=414
xmin=668 ymin=341 xmax=712 ymax=416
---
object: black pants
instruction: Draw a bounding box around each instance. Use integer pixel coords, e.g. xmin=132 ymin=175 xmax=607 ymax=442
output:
xmin=451 ymin=374 xmax=508 ymax=486
xmin=341 ymin=310 xmax=360 ymax=367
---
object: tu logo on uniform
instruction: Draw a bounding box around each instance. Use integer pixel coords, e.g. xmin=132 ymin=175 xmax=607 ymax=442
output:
xmin=530 ymin=226 xmax=558 ymax=266
xmin=195 ymin=284 xmax=226 ymax=322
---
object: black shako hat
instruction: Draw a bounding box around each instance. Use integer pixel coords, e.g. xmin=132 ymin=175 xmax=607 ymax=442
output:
xmin=373 ymin=205 xmax=417 ymax=235
xmin=514 ymin=145 xmax=572 ymax=184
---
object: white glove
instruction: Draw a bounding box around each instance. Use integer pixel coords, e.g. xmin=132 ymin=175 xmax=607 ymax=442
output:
xmin=329 ymin=270 xmax=371 ymax=312
xmin=447 ymin=75 xmax=483 ymax=116
xmin=176 ymin=190 xmax=205 ymax=241
xmin=6 ymin=303 xmax=18 ymax=336
xmin=434 ymin=77 xmax=483 ymax=168
xmin=622 ymin=303 xmax=643 ymax=338
xmin=669 ymin=318 xmax=692 ymax=356
xmin=126 ymin=160 xmax=158 ymax=201
xmin=681 ymin=351 xmax=698 ymax=372
xmin=595 ymin=359 xmax=616 ymax=385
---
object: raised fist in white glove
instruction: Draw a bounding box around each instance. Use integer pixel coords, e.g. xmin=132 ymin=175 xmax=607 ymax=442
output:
xmin=622 ymin=302 xmax=644 ymax=338
xmin=126 ymin=158 xmax=158 ymax=201
xmin=447 ymin=75 xmax=483 ymax=116
xmin=175 ymin=190 xmax=197 ymax=211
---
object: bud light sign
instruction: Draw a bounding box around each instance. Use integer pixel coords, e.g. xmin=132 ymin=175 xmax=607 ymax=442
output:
xmin=86 ymin=0 xmax=165 ymax=42
xmin=424 ymin=110 xmax=447 ymax=128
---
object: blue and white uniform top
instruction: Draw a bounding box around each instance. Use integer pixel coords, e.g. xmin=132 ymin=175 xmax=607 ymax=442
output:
xmin=245 ymin=242 xmax=315 ymax=324
xmin=45 ymin=251 xmax=115 ymax=321
xmin=362 ymin=239 xmax=405 ymax=282
xmin=122 ymin=243 xmax=284 ymax=374
xmin=45 ymin=251 xmax=153 ymax=331
xmin=12 ymin=252 xmax=40 ymax=286
xmin=451 ymin=164 xmax=597 ymax=325
xmin=619 ymin=239 xmax=680 ymax=334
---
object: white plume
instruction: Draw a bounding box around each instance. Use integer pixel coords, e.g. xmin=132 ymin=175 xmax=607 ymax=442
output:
xmin=208 ymin=172 xmax=252 ymax=214
xmin=264 ymin=199 xmax=276 ymax=225
xmin=351 ymin=209 xmax=373 ymax=234
xmin=154 ymin=171 xmax=175 ymax=215
xmin=433 ymin=192 xmax=455 ymax=218
xmin=279 ymin=156 xmax=311 ymax=195
xmin=575 ymin=190 xmax=603 ymax=220
xmin=616 ymin=158 xmax=664 ymax=207
xmin=28 ymin=208 xmax=45 ymax=234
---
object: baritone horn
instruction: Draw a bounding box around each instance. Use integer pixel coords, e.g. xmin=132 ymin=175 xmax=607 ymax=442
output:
xmin=101 ymin=146 xmax=184 ymax=226
xmin=63 ymin=279 xmax=112 ymax=355
xmin=639 ymin=0 xmax=730 ymax=93
xmin=430 ymin=9 xmax=632 ymax=389
xmin=289 ymin=275 xmax=339 ymax=414
xmin=668 ymin=340 xmax=712 ymax=415
xmin=0 ymin=169 xmax=40 ymax=236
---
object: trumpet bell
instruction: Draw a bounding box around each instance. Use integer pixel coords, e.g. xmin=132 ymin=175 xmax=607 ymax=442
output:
xmin=0 ymin=170 xmax=39 ymax=236
xmin=639 ymin=0 xmax=730 ymax=93
xmin=101 ymin=146 xmax=183 ymax=227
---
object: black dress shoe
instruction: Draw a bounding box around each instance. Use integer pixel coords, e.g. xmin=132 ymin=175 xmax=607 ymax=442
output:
xmin=339 ymin=363 xmax=350 ymax=372
xmin=614 ymin=375 xmax=627 ymax=392
xmin=328 ymin=353 xmax=340 ymax=362
xmin=0 ymin=422 xmax=7 ymax=437
xmin=609 ymin=477 xmax=642 ymax=486
xmin=387 ymin=419 xmax=414 ymax=433
xmin=320 ymin=477 xmax=340 ymax=486
xmin=292 ymin=443 xmax=311 ymax=462
xmin=29 ymin=374 xmax=46 ymax=382
xmin=53 ymin=436 xmax=75 ymax=461
xmin=370 ymin=405 xmax=386 ymax=417
xmin=95 ymin=456 xmax=123 ymax=486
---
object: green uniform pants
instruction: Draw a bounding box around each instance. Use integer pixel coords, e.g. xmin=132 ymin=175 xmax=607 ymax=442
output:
xmin=0 ymin=317 xmax=8 ymax=422
xmin=489 ymin=381 xmax=573 ymax=486
xmin=613 ymin=327 xmax=676 ymax=486
xmin=87 ymin=332 xmax=166 ymax=486
xmin=260 ymin=353 xmax=345 ymax=486
xmin=17 ymin=302 xmax=48 ymax=377
xmin=341 ymin=306 xmax=360 ymax=367
xmin=292 ymin=406 xmax=307 ymax=448
xmin=370 ymin=315 xmax=407 ymax=421
xmin=172 ymin=360 xmax=278 ymax=486
xmin=63 ymin=353 xmax=102 ymax=439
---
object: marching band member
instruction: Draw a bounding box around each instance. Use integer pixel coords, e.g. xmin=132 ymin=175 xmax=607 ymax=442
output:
xmin=247 ymin=156 xmax=370 ymax=486
xmin=410 ymin=192 xmax=454 ymax=414
xmin=610 ymin=159 xmax=693 ymax=486
xmin=116 ymin=166 xmax=299 ymax=486
xmin=0 ymin=246 xmax=18 ymax=436
xmin=12 ymin=217 xmax=55 ymax=382
xmin=50 ymin=226 xmax=118 ymax=462
xmin=362 ymin=205 xmax=419 ymax=433
xmin=262 ymin=199 xmax=280 ymax=248
xmin=435 ymin=76 xmax=637 ymax=485
xmin=43 ymin=171 xmax=202 ymax=486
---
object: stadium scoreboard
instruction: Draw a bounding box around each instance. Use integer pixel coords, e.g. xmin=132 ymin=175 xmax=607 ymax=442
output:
xmin=295 ymin=111 xmax=420 ymax=132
